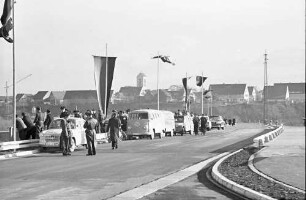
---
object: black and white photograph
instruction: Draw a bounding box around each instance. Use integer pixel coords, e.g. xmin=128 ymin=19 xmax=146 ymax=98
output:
xmin=0 ymin=0 xmax=305 ymax=199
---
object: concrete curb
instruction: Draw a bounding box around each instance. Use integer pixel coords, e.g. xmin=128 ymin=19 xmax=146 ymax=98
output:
xmin=0 ymin=149 xmax=39 ymax=160
xmin=253 ymin=125 xmax=284 ymax=148
xmin=248 ymin=148 xmax=306 ymax=194
xmin=211 ymin=149 xmax=276 ymax=200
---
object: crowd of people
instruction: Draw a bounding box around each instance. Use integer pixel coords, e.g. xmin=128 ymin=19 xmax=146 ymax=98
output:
xmin=15 ymin=106 xmax=130 ymax=156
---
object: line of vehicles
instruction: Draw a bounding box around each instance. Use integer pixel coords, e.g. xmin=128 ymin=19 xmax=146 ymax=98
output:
xmin=39 ymin=109 xmax=226 ymax=151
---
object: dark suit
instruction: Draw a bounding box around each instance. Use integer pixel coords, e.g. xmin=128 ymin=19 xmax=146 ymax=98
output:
xmin=44 ymin=113 xmax=53 ymax=129
xmin=83 ymin=117 xmax=98 ymax=155
xmin=107 ymin=117 xmax=121 ymax=149
xmin=22 ymin=115 xmax=37 ymax=139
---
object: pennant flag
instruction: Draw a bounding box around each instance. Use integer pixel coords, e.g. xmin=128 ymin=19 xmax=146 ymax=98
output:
xmin=182 ymin=76 xmax=192 ymax=104
xmin=93 ymin=56 xmax=117 ymax=116
xmin=0 ymin=0 xmax=13 ymax=43
xmin=152 ymin=55 xmax=175 ymax=65
xmin=196 ymin=76 xmax=207 ymax=87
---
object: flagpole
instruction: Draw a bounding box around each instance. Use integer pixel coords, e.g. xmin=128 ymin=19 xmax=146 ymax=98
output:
xmin=157 ymin=52 xmax=160 ymax=110
xmin=185 ymin=72 xmax=187 ymax=112
xmin=201 ymin=73 xmax=204 ymax=115
xmin=105 ymin=43 xmax=108 ymax=116
xmin=12 ymin=0 xmax=16 ymax=142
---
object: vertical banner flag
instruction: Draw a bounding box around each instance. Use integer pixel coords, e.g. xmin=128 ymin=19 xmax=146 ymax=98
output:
xmin=93 ymin=56 xmax=117 ymax=116
xmin=0 ymin=0 xmax=13 ymax=43
xmin=182 ymin=77 xmax=191 ymax=105
xmin=196 ymin=76 xmax=207 ymax=87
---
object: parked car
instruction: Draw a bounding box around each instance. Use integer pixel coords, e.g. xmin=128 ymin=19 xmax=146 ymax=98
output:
xmin=209 ymin=115 xmax=225 ymax=130
xmin=174 ymin=114 xmax=194 ymax=136
xmin=39 ymin=117 xmax=87 ymax=151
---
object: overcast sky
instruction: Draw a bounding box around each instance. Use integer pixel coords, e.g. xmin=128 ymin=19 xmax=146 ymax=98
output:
xmin=0 ymin=0 xmax=304 ymax=96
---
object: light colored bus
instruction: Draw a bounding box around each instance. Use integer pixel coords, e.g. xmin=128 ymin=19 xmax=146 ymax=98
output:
xmin=127 ymin=109 xmax=169 ymax=139
xmin=160 ymin=110 xmax=175 ymax=137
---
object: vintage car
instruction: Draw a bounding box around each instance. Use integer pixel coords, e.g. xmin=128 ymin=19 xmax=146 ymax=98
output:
xmin=39 ymin=117 xmax=87 ymax=151
xmin=209 ymin=115 xmax=225 ymax=130
xmin=174 ymin=114 xmax=194 ymax=136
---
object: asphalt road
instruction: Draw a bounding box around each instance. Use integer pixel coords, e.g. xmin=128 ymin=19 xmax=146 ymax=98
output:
xmin=0 ymin=123 xmax=265 ymax=200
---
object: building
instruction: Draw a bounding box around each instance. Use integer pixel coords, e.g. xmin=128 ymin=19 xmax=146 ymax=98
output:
xmin=274 ymin=83 xmax=305 ymax=103
xmin=137 ymin=72 xmax=147 ymax=88
xmin=16 ymin=93 xmax=33 ymax=107
xmin=63 ymin=90 xmax=98 ymax=110
xmin=209 ymin=84 xmax=249 ymax=104
xmin=264 ymin=82 xmax=305 ymax=103
xmin=45 ymin=91 xmax=66 ymax=105
xmin=32 ymin=91 xmax=50 ymax=104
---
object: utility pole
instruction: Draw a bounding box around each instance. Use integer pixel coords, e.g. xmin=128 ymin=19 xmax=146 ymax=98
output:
xmin=263 ymin=50 xmax=268 ymax=124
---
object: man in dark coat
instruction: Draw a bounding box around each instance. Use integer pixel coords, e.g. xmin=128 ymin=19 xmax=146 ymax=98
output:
xmin=200 ymin=114 xmax=207 ymax=135
xmin=21 ymin=112 xmax=37 ymax=139
xmin=193 ymin=115 xmax=200 ymax=135
xmin=107 ymin=112 xmax=121 ymax=150
xmin=44 ymin=109 xmax=53 ymax=130
xmin=83 ymin=111 xmax=98 ymax=156
xmin=16 ymin=114 xmax=27 ymax=140
xmin=60 ymin=112 xmax=71 ymax=156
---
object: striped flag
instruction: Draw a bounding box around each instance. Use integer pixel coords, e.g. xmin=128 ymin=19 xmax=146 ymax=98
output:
xmin=93 ymin=56 xmax=117 ymax=116
xmin=152 ymin=55 xmax=175 ymax=65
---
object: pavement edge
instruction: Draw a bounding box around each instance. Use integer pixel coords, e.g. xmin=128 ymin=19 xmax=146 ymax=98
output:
xmin=0 ymin=149 xmax=39 ymax=160
xmin=211 ymin=149 xmax=276 ymax=200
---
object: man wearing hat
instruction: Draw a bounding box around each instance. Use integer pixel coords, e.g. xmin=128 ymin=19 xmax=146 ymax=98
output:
xmin=83 ymin=111 xmax=98 ymax=156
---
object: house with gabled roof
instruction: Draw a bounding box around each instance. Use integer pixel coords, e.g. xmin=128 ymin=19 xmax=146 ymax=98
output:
xmin=16 ymin=93 xmax=33 ymax=107
xmin=274 ymin=83 xmax=305 ymax=103
xmin=63 ymin=90 xmax=99 ymax=110
xmin=247 ymin=86 xmax=259 ymax=102
xmin=150 ymin=89 xmax=172 ymax=103
xmin=33 ymin=91 xmax=50 ymax=104
xmin=115 ymin=86 xmax=146 ymax=103
xmin=209 ymin=84 xmax=249 ymax=104
xmin=45 ymin=91 xmax=66 ymax=105
xmin=264 ymin=85 xmax=289 ymax=102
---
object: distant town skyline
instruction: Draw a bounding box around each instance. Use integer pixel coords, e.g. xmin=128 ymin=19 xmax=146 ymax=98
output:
xmin=0 ymin=0 xmax=305 ymax=96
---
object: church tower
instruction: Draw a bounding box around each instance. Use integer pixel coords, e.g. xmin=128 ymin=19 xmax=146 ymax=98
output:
xmin=137 ymin=72 xmax=147 ymax=88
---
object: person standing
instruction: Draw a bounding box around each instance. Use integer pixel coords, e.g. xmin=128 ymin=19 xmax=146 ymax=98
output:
xmin=83 ymin=111 xmax=98 ymax=156
xmin=16 ymin=114 xmax=27 ymax=140
xmin=33 ymin=107 xmax=44 ymax=138
xmin=107 ymin=112 xmax=121 ymax=150
xmin=200 ymin=115 xmax=207 ymax=135
xmin=193 ymin=115 xmax=200 ymax=135
xmin=60 ymin=106 xmax=68 ymax=118
xmin=44 ymin=109 xmax=53 ymax=130
xmin=60 ymin=112 xmax=71 ymax=156
xmin=97 ymin=109 xmax=105 ymax=133
xmin=21 ymin=112 xmax=37 ymax=139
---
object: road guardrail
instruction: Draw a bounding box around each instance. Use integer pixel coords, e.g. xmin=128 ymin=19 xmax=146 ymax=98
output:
xmin=253 ymin=124 xmax=284 ymax=148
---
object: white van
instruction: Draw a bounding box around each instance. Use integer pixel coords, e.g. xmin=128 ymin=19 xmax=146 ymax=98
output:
xmin=127 ymin=109 xmax=166 ymax=139
xmin=160 ymin=110 xmax=175 ymax=137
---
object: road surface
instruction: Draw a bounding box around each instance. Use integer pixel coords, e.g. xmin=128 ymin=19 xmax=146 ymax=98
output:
xmin=0 ymin=123 xmax=264 ymax=200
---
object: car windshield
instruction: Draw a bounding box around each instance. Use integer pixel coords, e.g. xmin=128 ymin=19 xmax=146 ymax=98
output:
xmin=49 ymin=119 xmax=76 ymax=129
xmin=175 ymin=116 xmax=184 ymax=123
xmin=129 ymin=113 xmax=148 ymax=120
xmin=210 ymin=116 xmax=222 ymax=121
